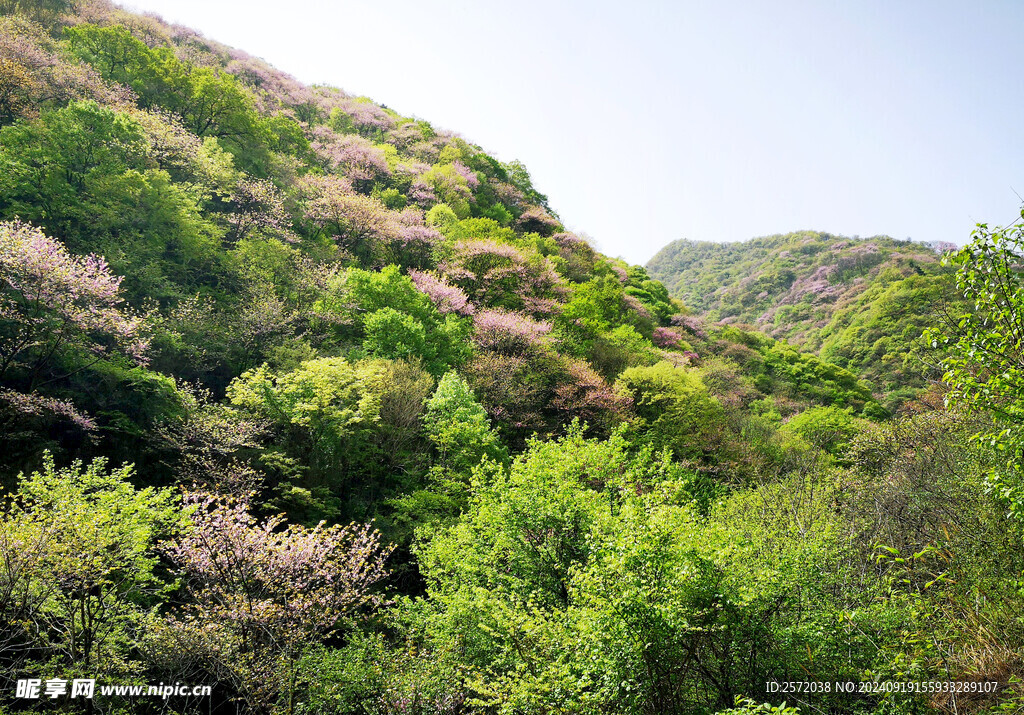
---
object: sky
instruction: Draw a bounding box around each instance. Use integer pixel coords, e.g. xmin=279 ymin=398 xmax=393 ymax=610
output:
xmin=122 ymin=0 xmax=1024 ymax=265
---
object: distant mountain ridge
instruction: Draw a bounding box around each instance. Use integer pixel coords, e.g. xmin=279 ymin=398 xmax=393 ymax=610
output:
xmin=647 ymin=231 xmax=958 ymax=407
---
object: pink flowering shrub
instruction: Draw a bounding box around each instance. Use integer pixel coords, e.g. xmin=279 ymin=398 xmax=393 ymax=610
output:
xmin=225 ymin=52 xmax=320 ymax=120
xmin=328 ymin=96 xmax=396 ymax=137
xmin=610 ymin=264 xmax=629 ymax=284
xmin=489 ymin=179 xmax=527 ymax=213
xmin=552 ymin=232 xmax=598 ymax=282
xmin=386 ymin=121 xmax=427 ymax=150
xmin=0 ymin=388 xmax=96 ymax=431
xmin=297 ymin=175 xmax=442 ymax=267
xmin=311 ymin=125 xmax=391 ymax=185
xmin=223 ymin=177 xmax=297 ymax=244
xmin=409 ymin=270 xmax=475 ymax=316
xmin=515 ymin=206 xmax=561 ymax=237
xmin=440 ymin=239 xmax=562 ymax=312
xmin=0 ymin=220 xmax=148 ymax=384
xmin=652 ymin=326 xmax=683 ymax=349
xmin=622 ymin=293 xmax=652 ymax=320
xmin=412 ymin=163 xmax=475 ymax=215
xmin=462 ymin=351 xmax=548 ymax=435
xmin=162 ymin=492 xmax=393 ymax=709
xmin=298 ymin=175 xmax=395 ymax=245
xmin=670 ymin=313 xmax=708 ymax=339
xmin=450 ymin=159 xmax=479 ymax=188
xmin=0 ymin=16 xmax=133 ymax=124
xmin=473 ymin=309 xmax=551 ymax=354
xmin=551 ymin=359 xmax=632 ymax=434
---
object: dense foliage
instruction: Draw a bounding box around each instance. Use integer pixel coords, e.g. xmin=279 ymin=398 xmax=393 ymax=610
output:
xmin=0 ymin=2 xmax=1021 ymax=714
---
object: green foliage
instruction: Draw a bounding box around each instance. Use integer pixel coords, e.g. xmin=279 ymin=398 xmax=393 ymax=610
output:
xmin=65 ymin=24 xmax=270 ymax=164
xmin=617 ymin=361 xmax=725 ymax=459
xmin=227 ymin=356 xmax=389 ymax=520
xmin=423 ymin=371 xmax=507 ymax=474
xmin=363 ymin=307 xmax=428 ymax=361
xmin=716 ymin=698 xmax=801 ymax=714
xmin=0 ymin=453 xmax=183 ymax=680
xmin=1 ymin=4 xmax=1019 ymax=712
xmin=0 ymin=101 xmax=221 ymax=299
xmin=647 ymin=231 xmax=952 ymax=408
xmin=322 ymin=265 xmax=473 ymax=375
xmin=780 ymin=405 xmax=867 ymax=458
xmin=927 ymin=213 xmax=1024 ymax=519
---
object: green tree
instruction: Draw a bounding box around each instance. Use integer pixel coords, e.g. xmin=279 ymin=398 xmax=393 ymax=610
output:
xmin=927 ymin=212 xmax=1024 ymax=518
xmin=0 ymin=101 xmax=221 ymax=299
xmin=617 ymin=361 xmax=725 ymax=459
xmin=0 ymin=454 xmax=183 ymax=682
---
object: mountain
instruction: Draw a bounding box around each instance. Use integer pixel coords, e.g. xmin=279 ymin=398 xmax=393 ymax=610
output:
xmin=647 ymin=231 xmax=960 ymax=408
xmin=0 ymin=2 xmax=1018 ymax=713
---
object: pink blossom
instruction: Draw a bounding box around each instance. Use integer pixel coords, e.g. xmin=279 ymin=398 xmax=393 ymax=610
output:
xmin=0 ymin=220 xmax=149 ymax=380
xmin=224 ymin=178 xmax=297 ymax=244
xmin=298 ymin=174 xmax=396 ymax=246
xmin=0 ymin=388 xmax=96 ymax=431
xmin=622 ymin=293 xmax=652 ymax=320
xmin=162 ymin=493 xmax=393 ymax=705
xmin=670 ymin=314 xmax=708 ymax=339
xmin=652 ymin=326 xmax=683 ymax=349
xmin=310 ymin=126 xmax=390 ymax=182
xmin=409 ymin=270 xmax=475 ymax=316
xmin=515 ymin=206 xmax=560 ymax=236
xmin=473 ymin=309 xmax=551 ymax=354
xmin=440 ymin=239 xmax=563 ymax=311
xmin=409 ymin=177 xmax=437 ymax=207
xmin=450 ymin=160 xmax=479 ymax=188
xmin=552 ymin=360 xmax=632 ymax=429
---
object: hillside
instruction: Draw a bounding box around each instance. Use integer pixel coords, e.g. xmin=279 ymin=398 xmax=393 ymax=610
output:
xmin=647 ymin=231 xmax=960 ymax=407
xmin=0 ymin=2 xmax=1022 ymax=714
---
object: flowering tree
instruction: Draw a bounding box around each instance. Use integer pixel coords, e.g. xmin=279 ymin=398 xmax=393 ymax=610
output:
xmin=0 ymin=221 xmax=148 ymax=426
xmin=222 ymin=177 xmax=296 ymax=246
xmin=328 ymin=96 xmax=396 ymax=138
xmin=0 ymin=454 xmax=182 ymax=683
xmin=225 ymin=53 xmax=320 ymax=121
xmin=551 ymin=359 xmax=632 ymax=434
xmin=0 ymin=16 xmax=132 ymax=125
xmin=652 ymin=326 xmax=684 ymax=349
xmin=411 ymin=163 xmax=475 ymax=216
xmin=515 ymin=206 xmax=561 ymax=237
xmin=298 ymin=175 xmax=397 ymax=254
xmin=310 ymin=126 xmax=391 ymax=188
xmin=440 ymin=239 xmax=562 ymax=312
xmin=409 ymin=270 xmax=475 ymax=316
xmin=162 ymin=493 xmax=393 ymax=711
xmin=473 ymin=309 xmax=552 ymax=355
xmin=298 ymin=176 xmax=441 ymax=268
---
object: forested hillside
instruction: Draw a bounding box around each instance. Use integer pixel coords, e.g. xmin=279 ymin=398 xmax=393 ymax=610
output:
xmin=647 ymin=232 xmax=962 ymax=408
xmin=1 ymin=2 xmax=1023 ymax=714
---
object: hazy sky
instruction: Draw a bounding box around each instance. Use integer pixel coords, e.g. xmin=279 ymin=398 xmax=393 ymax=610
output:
xmin=123 ymin=0 xmax=1024 ymax=264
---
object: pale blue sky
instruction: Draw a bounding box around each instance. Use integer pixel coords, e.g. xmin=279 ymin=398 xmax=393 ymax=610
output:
xmin=124 ymin=0 xmax=1024 ymax=264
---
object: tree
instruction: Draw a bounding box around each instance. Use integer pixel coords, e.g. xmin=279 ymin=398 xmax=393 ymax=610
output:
xmin=0 ymin=101 xmax=221 ymax=298
xmin=927 ymin=211 xmax=1024 ymax=518
xmin=0 ymin=454 xmax=182 ymax=684
xmin=226 ymin=356 xmax=389 ymax=520
xmin=316 ymin=265 xmax=472 ymax=376
xmin=616 ymin=361 xmax=725 ymax=459
xmin=65 ymin=24 xmax=268 ymax=154
xmin=422 ymin=371 xmax=506 ymax=475
xmin=161 ymin=493 xmax=392 ymax=712
xmin=0 ymin=221 xmax=148 ymax=435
